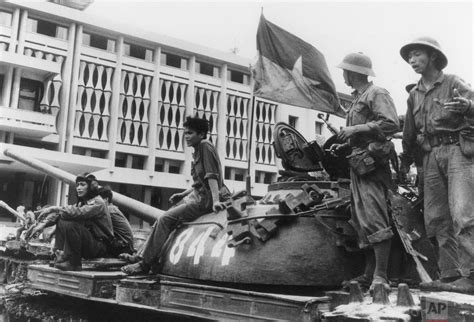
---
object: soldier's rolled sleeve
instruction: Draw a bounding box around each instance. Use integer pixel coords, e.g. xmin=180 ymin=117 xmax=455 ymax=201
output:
xmin=366 ymin=92 xmax=400 ymax=138
xmin=201 ymin=143 xmax=220 ymax=182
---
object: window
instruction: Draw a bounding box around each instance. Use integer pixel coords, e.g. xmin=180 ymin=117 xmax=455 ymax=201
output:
xmin=115 ymin=153 xmax=145 ymax=169
xmin=162 ymin=52 xmax=187 ymax=69
xmin=82 ymin=32 xmax=115 ymax=52
xmin=0 ymin=11 xmax=12 ymax=26
xmin=131 ymin=155 xmax=145 ymax=170
xmin=115 ymin=152 xmax=126 ymax=168
xmin=197 ymin=61 xmax=219 ymax=77
xmin=27 ymin=18 xmax=68 ymax=40
xmin=228 ymin=69 xmax=248 ymax=84
xmin=72 ymin=147 xmax=107 ymax=159
xmin=288 ymin=115 xmax=298 ymax=128
xmin=123 ymin=43 xmax=153 ymax=62
xmin=155 ymin=158 xmax=182 ymax=174
xmin=18 ymin=78 xmax=43 ymax=112
xmin=225 ymin=167 xmax=246 ymax=181
xmin=315 ymin=121 xmax=322 ymax=135
xmin=255 ymin=170 xmax=275 ymax=184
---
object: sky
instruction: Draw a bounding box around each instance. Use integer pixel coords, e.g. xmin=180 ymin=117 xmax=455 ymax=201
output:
xmin=83 ymin=0 xmax=473 ymax=116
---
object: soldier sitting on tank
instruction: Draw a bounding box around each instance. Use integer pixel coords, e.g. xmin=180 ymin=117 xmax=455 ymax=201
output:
xmin=98 ymin=185 xmax=135 ymax=257
xmin=37 ymin=173 xmax=114 ymax=271
xmin=25 ymin=173 xmax=101 ymax=242
xmin=16 ymin=208 xmax=36 ymax=241
xmin=121 ymin=116 xmax=227 ymax=275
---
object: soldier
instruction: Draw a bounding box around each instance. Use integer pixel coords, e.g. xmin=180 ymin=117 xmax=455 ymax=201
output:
xmin=121 ymin=116 xmax=227 ymax=275
xmin=400 ymin=36 xmax=474 ymax=294
xmin=99 ymin=185 xmax=135 ymax=256
xmin=332 ymin=52 xmax=399 ymax=291
xmin=38 ymin=174 xmax=114 ymax=271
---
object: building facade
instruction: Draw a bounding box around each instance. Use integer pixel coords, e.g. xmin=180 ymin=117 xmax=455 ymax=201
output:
xmin=0 ymin=0 xmax=347 ymax=227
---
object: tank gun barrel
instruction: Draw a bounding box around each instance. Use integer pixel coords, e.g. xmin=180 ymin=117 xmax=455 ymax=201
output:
xmin=3 ymin=147 xmax=162 ymax=224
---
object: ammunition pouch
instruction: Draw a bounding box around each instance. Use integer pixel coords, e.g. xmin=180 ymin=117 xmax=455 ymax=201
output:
xmin=368 ymin=140 xmax=393 ymax=165
xmin=459 ymin=130 xmax=474 ymax=157
xmin=347 ymin=148 xmax=376 ymax=176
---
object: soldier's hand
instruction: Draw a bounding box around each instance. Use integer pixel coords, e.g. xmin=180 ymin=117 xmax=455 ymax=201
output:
xmin=337 ymin=126 xmax=357 ymax=141
xmin=212 ymin=201 xmax=226 ymax=213
xmin=443 ymin=88 xmax=472 ymax=114
xmin=169 ymin=193 xmax=184 ymax=204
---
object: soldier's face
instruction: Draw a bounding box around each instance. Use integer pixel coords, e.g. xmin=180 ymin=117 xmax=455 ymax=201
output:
xmin=408 ymin=48 xmax=435 ymax=74
xmin=184 ymin=127 xmax=204 ymax=148
xmin=76 ymin=181 xmax=89 ymax=198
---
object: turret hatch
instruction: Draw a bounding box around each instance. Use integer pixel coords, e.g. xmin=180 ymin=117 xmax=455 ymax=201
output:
xmin=273 ymin=122 xmax=324 ymax=172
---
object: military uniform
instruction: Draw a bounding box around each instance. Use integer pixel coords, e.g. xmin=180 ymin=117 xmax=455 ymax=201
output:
xmin=403 ymin=72 xmax=474 ymax=279
xmin=140 ymin=139 xmax=224 ymax=266
xmin=347 ymin=82 xmax=400 ymax=247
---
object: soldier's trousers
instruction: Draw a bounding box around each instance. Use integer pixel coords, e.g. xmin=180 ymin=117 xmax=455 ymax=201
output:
xmin=424 ymin=144 xmax=474 ymax=278
xmin=55 ymin=220 xmax=107 ymax=266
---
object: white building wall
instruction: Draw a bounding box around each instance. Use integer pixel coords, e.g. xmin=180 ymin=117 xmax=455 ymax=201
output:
xmin=0 ymin=0 xmax=351 ymax=224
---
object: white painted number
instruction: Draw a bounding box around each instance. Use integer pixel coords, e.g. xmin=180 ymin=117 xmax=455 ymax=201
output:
xmin=170 ymin=227 xmax=235 ymax=265
xmin=169 ymin=228 xmax=193 ymax=264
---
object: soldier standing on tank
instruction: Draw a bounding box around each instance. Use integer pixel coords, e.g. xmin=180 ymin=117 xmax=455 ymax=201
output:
xmin=331 ymin=52 xmax=399 ymax=291
xmin=400 ymin=36 xmax=474 ymax=294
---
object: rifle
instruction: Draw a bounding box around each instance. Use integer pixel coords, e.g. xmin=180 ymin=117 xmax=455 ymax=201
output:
xmin=391 ymin=206 xmax=432 ymax=283
xmin=227 ymin=197 xmax=350 ymax=224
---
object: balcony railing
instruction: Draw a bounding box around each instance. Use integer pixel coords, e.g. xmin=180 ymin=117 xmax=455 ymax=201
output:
xmin=0 ymin=106 xmax=56 ymax=138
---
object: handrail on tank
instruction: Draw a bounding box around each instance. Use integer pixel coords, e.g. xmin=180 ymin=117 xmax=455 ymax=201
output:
xmin=2 ymin=147 xmax=162 ymax=224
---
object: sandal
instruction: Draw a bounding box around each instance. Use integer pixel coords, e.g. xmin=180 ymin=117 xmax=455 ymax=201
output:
xmin=121 ymin=261 xmax=150 ymax=275
xmin=369 ymin=276 xmax=391 ymax=294
xmin=118 ymin=253 xmax=142 ymax=264
xmin=342 ymin=274 xmax=372 ymax=291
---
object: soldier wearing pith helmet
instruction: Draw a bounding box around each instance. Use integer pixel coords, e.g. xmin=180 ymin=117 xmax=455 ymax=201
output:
xmin=400 ymin=36 xmax=474 ymax=294
xmin=331 ymin=52 xmax=399 ymax=292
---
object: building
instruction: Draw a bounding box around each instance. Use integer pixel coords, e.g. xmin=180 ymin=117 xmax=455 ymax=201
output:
xmin=0 ymin=0 xmax=347 ymax=227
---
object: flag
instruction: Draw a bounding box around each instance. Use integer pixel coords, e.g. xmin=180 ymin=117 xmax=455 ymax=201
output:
xmin=253 ymin=15 xmax=345 ymax=117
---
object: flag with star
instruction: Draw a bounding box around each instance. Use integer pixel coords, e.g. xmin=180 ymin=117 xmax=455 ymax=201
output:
xmin=253 ymin=15 xmax=345 ymax=117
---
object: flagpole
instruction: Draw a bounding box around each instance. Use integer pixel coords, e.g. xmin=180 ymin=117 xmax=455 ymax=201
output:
xmin=246 ymin=79 xmax=256 ymax=195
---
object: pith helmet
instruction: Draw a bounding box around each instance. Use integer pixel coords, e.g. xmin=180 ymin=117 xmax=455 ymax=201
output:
xmin=400 ymin=36 xmax=448 ymax=70
xmin=337 ymin=52 xmax=375 ymax=77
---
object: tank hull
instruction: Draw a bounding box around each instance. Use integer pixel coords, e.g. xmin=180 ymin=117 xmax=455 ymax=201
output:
xmin=160 ymin=181 xmax=363 ymax=288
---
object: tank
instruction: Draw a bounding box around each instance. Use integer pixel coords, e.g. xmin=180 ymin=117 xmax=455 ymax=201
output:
xmin=157 ymin=123 xmax=438 ymax=289
xmin=2 ymin=123 xmax=438 ymax=291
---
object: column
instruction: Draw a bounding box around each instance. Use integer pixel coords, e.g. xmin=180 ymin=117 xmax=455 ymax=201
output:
xmin=107 ymin=36 xmax=124 ymax=169
xmin=16 ymin=10 xmax=27 ymax=55
xmin=58 ymin=22 xmax=76 ymax=152
xmin=183 ymin=56 xmax=196 ymax=179
xmin=217 ymin=64 xmax=228 ymax=172
xmin=10 ymin=67 xmax=21 ymax=109
xmin=9 ymin=8 xmax=20 ymax=54
xmin=65 ymin=24 xmax=83 ymax=153
xmin=145 ymin=46 xmax=161 ymax=175
xmin=1 ymin=66 xmax=13 ymax=107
